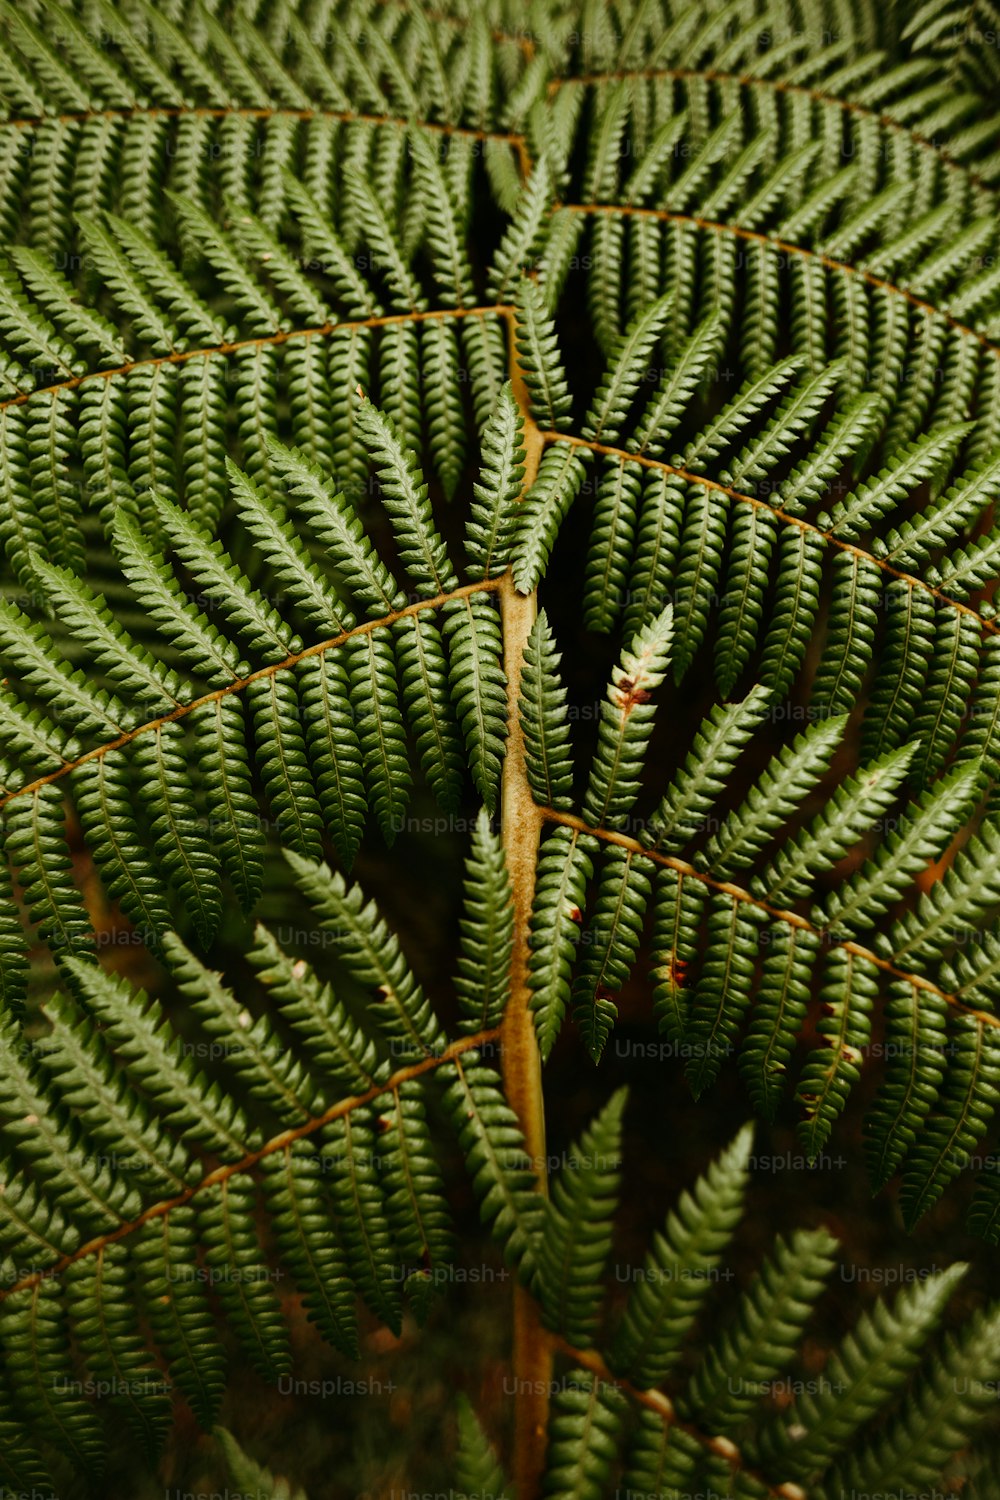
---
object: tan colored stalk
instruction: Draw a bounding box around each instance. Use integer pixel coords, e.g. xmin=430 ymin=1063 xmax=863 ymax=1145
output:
xmin=499 ymin=310 xmax=552 ymax=1498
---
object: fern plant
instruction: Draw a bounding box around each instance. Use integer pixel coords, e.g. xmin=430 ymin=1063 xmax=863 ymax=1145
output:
xmin=1 ymin=0 xmax=1000 ymax=1495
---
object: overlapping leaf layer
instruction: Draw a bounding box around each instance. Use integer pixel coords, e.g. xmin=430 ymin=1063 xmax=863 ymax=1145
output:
xmin=2 ymin=0 xmax=1000 ymax=1494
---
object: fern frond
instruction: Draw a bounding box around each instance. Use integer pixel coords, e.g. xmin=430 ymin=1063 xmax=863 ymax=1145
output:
xmin=285 ymin=851 xmax=444 ymax=1059
xmin=754 ymin=742 xmax=917 ymax=902
xmin=644 ymin=686 xmax=771 ymax=854
xmin=1 ymin=1282 xmax=105 ymax=1477
xmin=541 ymin=1370 xmax=627 ymax=1500
xmin=248 ymin=925 xmax=386 ymax=1096
xmin=900 ymin=1015 xmax=1000 ymax=1229
xmin=583 ymin=292 xmax=673 ymax=445
xmin=537 ymin=1088 xmax=625 ymax=1347
xmin=796 ymin=948 xmax=878 ymax=1160
xmin=465 ymin=381 xmax=525 ymax=580
xmin=759 ymin=1262 xmax=969 ymax=1478
xmin=216 ymin=1428 xmax=308 ymax=1500
xmin=440 ymin=592 xmax=507 ymax=815
xmin=682 ymin=1227 xmax=837 ymax=1433
xmin=610 ymin=1122 xmax=754 ymax=1385
xmin=583 ymin=454 xmax=643 ymax=633
xmin=266 ymin=438 xmax=402 ymax=616
xmin=582 ymin=604 xmax=673 ymax=830
xmin=198 ymin=1174 xmax=292 ymax=1379
xmin=134 ymin=1210 xmax=226 ymax=1427
xmin=685 ymin=897 xmax=768 ymax=1099
xmin=649 ymin=866 xmax=707 ymax=1046
xmin=864 ymin=981 xmax=950 ymax=1191
xmin=62 ymin=957 xmax=255 ymax=1161
xmin=441 ymin=1051 xmax=543 ymax=1283
xmin=830 ymin=1300 xmax=1000 ymax=1497
xmin=572 ymin=845 xmax=653 ymax=1062
xmin=630 ymin=312 xmax=723 ymax=456
xmin=454 ymin=1398 xmax=510 ymax=1500
xmin=520 ymin=609 xmax=575 ymax=811
xmin=514 ymin=276 xmax=572 ymax=428
xmin=818 ymin=761 xmax=983 ymax=936
xmin=529 ymin=825 xmax=599 ymax=1061
xmin=512 ymin=441 xmax=592 ymax=593
xmin=67 ymin=1244 xmax=172 ymax=1459
xmin=356 ymin=397 xmax=457 ymax=597
xmin=487 ymin=154 xmax=553 ymax=301
xmin=741 ymin=924 xmax=821 ymax=1121
xmin=454 ymin=808 xmax=514 ymax=1033
xmin=698 ymin=714 xmax=847 ymax=878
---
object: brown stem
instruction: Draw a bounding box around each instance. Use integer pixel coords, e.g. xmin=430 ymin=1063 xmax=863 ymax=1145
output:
xmin=500 ymin=310 xmax=553 ymax=1499
xmin=559 ymin=202 xmax=1000 ymax=358
xmin=550 ymin=1336 xmax=809 ymax=1500
xmin=548 ymin=65 xmax=995 ymax=193
xmin=0 ymin=576 xmax=503 ymax=813
xmin=0 ymin=304 xmax=512 ymax=411
xmin=0 ymin=1027 xmax=500 ymax=1306
xmin=537 ymin=429 xmax=1000 ymax=638
xmin=538 ymin=806 xmax=1000 ymax=1031
xmin=3 ymin=101 xmax=526 ymax=146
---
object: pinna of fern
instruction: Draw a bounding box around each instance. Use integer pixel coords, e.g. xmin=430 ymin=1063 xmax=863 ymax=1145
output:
xmin=518 ymin=574 xmax=1000 ymax=1234
xmin=512 ymin=288 xmax=1000 ymax=763
xmin=0 ymin=389 xmax=518 ymax=981
xmin=0 ymin=816 xmax=549 ymax=1491
xmin=175 ymin=1112 xmax=1000 ymax=1500
xmin=2 ymin=931 xmax=999 ymax=1500
xmin=0 ymin=4 xmax=999 ymax=1496
xmin=0 ymin=138 xmax=516 ymax=587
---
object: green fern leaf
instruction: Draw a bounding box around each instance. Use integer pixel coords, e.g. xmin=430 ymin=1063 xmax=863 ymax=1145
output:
xmin=572 ymin=846 xmax=653 ymax=1062
xmin=285 ymin=851 xmax=444 ymax=1059
xmin=741 ymin=924 xmax=820 ymax=1121
xmin=441 ymin=1051 xmax=543 ymax=1283
xmin=583 ymin=292 xmax=673 ymax=445
xmin=582 ymin=604 xmax=673 ymax=830
xmin=538 ymin=1088 xmax=625 ymax=1346
xmin=512 ymin=442 xmax=592 ymax=594
xmin=519 ymin=608 xmax=575 ymax=811
xmin=759 ymin=1260 xmax=969 ymax=1478
xmin=529 ymin=826 xmax=599 ymax=1061
xmin=454 ymin=809 xmax=513 ymax=1033
xmin=443 ymin=592 xmax=508 ymax=815
xmin=542 ymin=1370 xmax=627 ymax=1500
xmin=248 ymin=925 xmax=386 ymax=1096
xmin=197 ymin=1174 xmax=292 ymax=1381
xmin=682 ymin=1227 xmax=837 ymax=1433
xmin=454 ymin=1397 xmax=509 ymax=1500
xmin=62 ymin=957 xmax=255 ymax=1161
xmin=216 ymin=1427 xmax=308 ymax=1500
xmin=644 ymin=685 xmax=771 ymax=854
xmin=610 ymin=1122 xmax=754 ymax=1385
xmin=864 ymin=981 xmax=950 ymax=1192
xmin=67 ymin=1244 xmax=172 ymax=1459
xmin=796 ymin=948 xmax=878 ymax=1160
xmin=515 ymin=276 xmax=572 ymax=428
xmin=685 ymin=897 xmax=768 ymax=1098
xmin=356 ymin=397 xmax=456 ymax=597
xmin=377 ymin=1079 xmax=453 ymax=1318
xmin=754 ymin=742 xmax=916 ymax=903
xmin=1 ymin=1281 xmax=105 ymax=1477
xmin=819 ymin=761 xmax=982 ymax=936
xmin=465 ymin=381 xmax=525 ymax=580
xmin=134 ymin=1209 xmax=227 ymax=1428
xmin=699 ymin=714 xmax=847 ymax=878
xmin=901 ymin=1016 xmax=1000 ymax=1228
